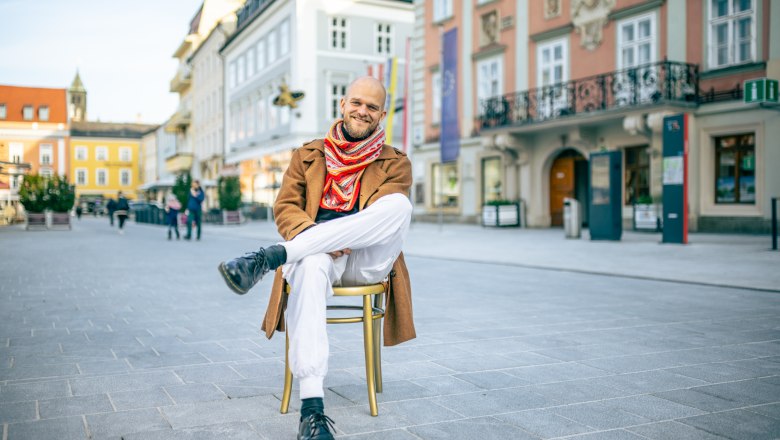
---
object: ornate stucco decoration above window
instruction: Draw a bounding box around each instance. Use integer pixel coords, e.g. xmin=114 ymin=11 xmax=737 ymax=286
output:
xmin=571 ymin=0 xmax=616 ymax=50
xmin=544 ymin=0 xmax=562 ymax=19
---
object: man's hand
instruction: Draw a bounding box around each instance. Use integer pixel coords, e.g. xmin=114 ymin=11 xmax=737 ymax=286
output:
xmin=328 ymin=248 xmax=351 ymax=259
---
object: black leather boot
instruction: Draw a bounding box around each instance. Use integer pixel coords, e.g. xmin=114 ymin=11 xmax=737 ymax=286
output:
xmin=298 ymin=413 xmax=335 ymax=440
xmin=217 ymin=248 xmax=272 ymax=295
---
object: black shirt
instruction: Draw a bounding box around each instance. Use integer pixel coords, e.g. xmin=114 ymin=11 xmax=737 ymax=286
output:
xmin=315 ymin=204 xmax=359 ymax=223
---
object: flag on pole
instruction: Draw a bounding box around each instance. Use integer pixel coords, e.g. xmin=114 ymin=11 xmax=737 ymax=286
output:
xmin=441 ymin=28 xmax=459 ymax=163
xmin=385 ymin=57 xmax=399 ymax=140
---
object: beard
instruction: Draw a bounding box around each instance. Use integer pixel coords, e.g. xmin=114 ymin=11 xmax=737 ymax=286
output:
xmin=342 ymin=113 xmax=379 ymax=140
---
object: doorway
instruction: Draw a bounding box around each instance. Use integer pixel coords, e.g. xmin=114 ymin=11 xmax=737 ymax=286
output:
xmin=549 ymin=149 xmax=589 ymax=227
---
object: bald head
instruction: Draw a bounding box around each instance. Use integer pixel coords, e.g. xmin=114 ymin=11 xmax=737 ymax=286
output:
xmin=340 ymin=76 xmax=388 ymax=140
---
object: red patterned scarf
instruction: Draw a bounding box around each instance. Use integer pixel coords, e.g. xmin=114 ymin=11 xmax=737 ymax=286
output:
xmin=320 ymin=119 xmax=385 ymax=212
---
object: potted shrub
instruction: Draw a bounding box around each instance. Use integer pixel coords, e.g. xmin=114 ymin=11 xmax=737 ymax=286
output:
xmin=633 ymin=194 xmax=661 ymax=231
xmin=218 ymin=176 xmax=242 ymax=225
xmin=482 ymin=199 xmax=522 ymax=227
xmin=47 ymin=174 xmax=75 ymax=229
xmin=18 ymin=174 xmax=48 ymax=230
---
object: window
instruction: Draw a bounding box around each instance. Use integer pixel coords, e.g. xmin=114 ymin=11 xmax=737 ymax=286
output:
xmin=376 ymin=23 xmax=392 ymax=55
xmin=120 ymin=169 xmax=131 ymax=186
xmin=40 ymin=168 xmax=53 ymax=178
xmin=119 ymin=147 xmax=131 ymax=162
xmin=9 ymin=143 xmax=23 ymax=163
xmin=0 ymin=103 xmax=6 ymax=119
xmin=329 ymin=82 xmax=347 ymax=120
xmin=229 ymin=62 xmax=236 ymax=89
xmin=75 ymin=146 xmax=87 ymax=160
xmin=329 ymin=17 xmax=348 ymax=50
xmin=96 ymin=169 xmax=107 ymax=186
xmin=39 ymin=144 xmax=53 ymax=165
xmin=477 ymin=56 xmax=503 ymax=106
xmin=76 ymin=168 xmax=87 ymax=185
xmin=433 ymin=0 xmax=453 ymax=22
xmin=247 ymin=48 xmax=256 ymax=77
xmin=537 ymin=38 xmax=568 ymax=118
xmin=715 ymin=133 xmax=755 ymax=204
xmin=256 ymin=95 xmax=267 ymax=133
xmin=709 ymin=0 xmax=755 ymax=68
xmin=268 ymin=30 xmax=277 ymax=63
xmin=267 ymin=95 xmax=278 ymax=129
xmin=482 ymin=157 xmax=502 ymax=203
xmin=96 ymin=146 xmax=108 ymax=161
xmin=10 ymin=176 xmax=20 ymax=190
xmin=246 ymin=101 xmax=255 ymax=138
xmin=23 ymin=105 xmax=33 ymax=120
xmin=237 ymin=56 xmax=246 ymax=84
xmin=432 ymin=72 xmax=441 ymax=124
xmin=624 ymin=145 xmax=650 ymax=205
xmin=279 ymin=20 xmax=290 ymax=56
xmin=618 ymin=13 xmax=656 ymax=69
xmin=432 ymin=162 xmax=459 ymax=207
xmin=38 ymin=106 xmax=49 ymax=121
xmin=256 ymin=39 xmax=266 ymax=71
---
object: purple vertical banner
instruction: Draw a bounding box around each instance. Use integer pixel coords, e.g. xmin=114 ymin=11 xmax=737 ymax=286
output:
xmin=440 ymin=28 xmax=459 ymax=163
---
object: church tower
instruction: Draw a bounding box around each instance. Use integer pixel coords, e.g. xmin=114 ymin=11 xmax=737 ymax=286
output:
xmin=68 ymin=71 xmax=87 ymax=122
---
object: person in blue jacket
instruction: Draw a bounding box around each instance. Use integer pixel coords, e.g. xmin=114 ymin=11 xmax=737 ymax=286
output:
xmin=184 ymin=179 xmax=205 ymax=240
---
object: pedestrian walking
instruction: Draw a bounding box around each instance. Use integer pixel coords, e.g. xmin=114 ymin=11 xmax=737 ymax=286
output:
xmin=184 ymin=180 xmax=205 ymax=241
xmin=114 ymin=192 xmax=130 ymax=235
xmin=75 ymin=204 xmax=83 ymax=220
xmin=106 ymin=198 xmax=117 ymax=226
xmin=165 ymin=193 xmax=181 ymax=240
xmin=218 ymin=77 xmax=413 ymax=440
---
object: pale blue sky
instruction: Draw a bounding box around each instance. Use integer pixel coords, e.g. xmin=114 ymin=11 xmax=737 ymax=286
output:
xmin=0 ymin=0 xmax=204 ymax=124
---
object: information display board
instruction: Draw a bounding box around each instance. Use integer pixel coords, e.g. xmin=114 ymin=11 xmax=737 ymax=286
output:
xmin=662 ymin=114 xmax=688 ymax=244
xmin=589 ymin=151 xmax=622 ymax=241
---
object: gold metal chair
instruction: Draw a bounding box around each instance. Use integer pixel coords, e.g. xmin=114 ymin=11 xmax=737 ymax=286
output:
xmin=280 ymin=282 xmax=387 ymax=417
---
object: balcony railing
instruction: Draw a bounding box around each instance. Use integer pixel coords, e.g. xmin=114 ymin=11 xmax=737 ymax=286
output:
xmin=479 ymin=60 xmax=699 ymax=130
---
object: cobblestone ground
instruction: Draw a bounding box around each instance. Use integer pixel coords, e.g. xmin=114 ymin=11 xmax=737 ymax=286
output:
xmin=0 ymin=218 xmax=779 ymax=439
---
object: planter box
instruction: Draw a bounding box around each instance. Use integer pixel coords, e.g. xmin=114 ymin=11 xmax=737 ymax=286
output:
xmin=633 ymin=203 xmax=661 ymax=231
xmin=482 ymin=203 xmax=521 ymax=227
xmin=222 ymin=210 xmax=242 ymax=225
xmin=49 ymin=212 xmax=72 ymax=230
xmin=25 ymin=213 xmax=47 ymax=230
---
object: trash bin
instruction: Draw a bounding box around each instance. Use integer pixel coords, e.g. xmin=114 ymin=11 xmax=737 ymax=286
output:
xmin=563 ymin=197 xmax=581 ymax=239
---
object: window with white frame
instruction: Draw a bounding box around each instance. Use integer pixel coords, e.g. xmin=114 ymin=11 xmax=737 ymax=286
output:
xmin=537 ymin=38 xmax=568 ymax=118
xmin=10 ymin=143 xmax=23 ymax=163
xmin=268 ymin=30 xmax=277 ymax=63
xmin=376 ymin=23 xmax=392 ymax=55
xmin=0 ymin=103 xmax=6 ymax=119
xmin=267 ymin=95 xmax=278 ymax=129
xmin=477 ymin=56 xmax=504 ymax=106
xmin=237 ymin=56 xmax=246 ymax=84
xmin=256 ymin=39 xmax=266 ymax=71
xmin=23 ymin=105 xmax=33 ymax=120
xmin=96 ymin=146 xmax=108 ymax=161
xmin=247 ymin=48 xmax=256 ymax=77
xmin=39 ymin=144 xmax=53 ymax=165
xmin=329 ymin=17 xmax=348 ymax=50
xmin=120 ymin=169 xmax=131 ymax=186
xmin=75 ymin=146 xmax=87 ymax=160
xmin=119 ymin=147 xmax=131 ymax=162
xmin=229 ymin=62 xmax=236 ymax=89
xmin=329 ymin=81 xmax=347 ymax=120
xmin=280 ymin=104 xmax=290 ymax=125
xmin=433 ymin=0 xmax=453 ymax=22
xmin=618 ymin=13 xmax=656 ymax=69
xmin=76 ymin=168 xmax=87 ymax=185
xmin=246 ymin=101 xmax=255 ymax=138
xmin=96 ymin=169 xmax=107 ymax=186
xmin=432 ymin=72 xmax=441 ymax=124
xmin=279 ymin=20 xmax=290 ymax=56
xmin=38 ymin=106 xmax=49 ymax=121
xmin=709 ymin=0 xmax=755 ymax=68
xmin=40 ymin=168 xmax=53 ymax=178
xmin=256 ymin=95 xmax=267 ymax=133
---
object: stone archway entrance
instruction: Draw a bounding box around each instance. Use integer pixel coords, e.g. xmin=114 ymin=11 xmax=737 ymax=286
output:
xmin=549 ymin=149 xmax=589 ymax=227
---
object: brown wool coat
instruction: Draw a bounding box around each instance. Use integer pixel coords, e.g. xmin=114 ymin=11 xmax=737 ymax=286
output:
xmin=260 ymin=139 xmax=416 ymax=346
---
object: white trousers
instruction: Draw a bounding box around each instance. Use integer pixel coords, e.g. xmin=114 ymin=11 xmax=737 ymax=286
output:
xmin=281 ymin=193 xmax=412 ymax=399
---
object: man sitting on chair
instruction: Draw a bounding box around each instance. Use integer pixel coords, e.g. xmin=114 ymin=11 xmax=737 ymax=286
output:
xmin=218 ymin=76 xmax=415 ymax=440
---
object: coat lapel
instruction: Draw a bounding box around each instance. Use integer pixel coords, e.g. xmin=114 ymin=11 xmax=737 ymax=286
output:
xmin=302 ymin=143 xmax=326 ymax=219
xmin=358 ymin=145 xmax=394 ymax=210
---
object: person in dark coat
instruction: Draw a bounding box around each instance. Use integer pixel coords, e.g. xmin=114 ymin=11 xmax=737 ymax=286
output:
xmin=164 ymin=193 xmax=181 ymax=240
xmin=184 ymin=180 xmax=205 ymax=240
xmin=114 ymin=192 xmax=130 ymax=235
xmin=106 ymin=198 xmax=117 ymax=226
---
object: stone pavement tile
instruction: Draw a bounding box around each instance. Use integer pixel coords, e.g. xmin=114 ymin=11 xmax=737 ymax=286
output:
xmin=174 ymin=363 xmax=244 ymax=383
xmin=406 ymin=416 xmax=540 ymax=440
xmin=246 ymin=414 xmax=302 ymax=440
xmin=126 ymin=351 xmax=211 ymax=369
xmin=121 ymin=422 xmax=263 ymax=440
xmin=59 ymin=344 xmax=116 ymax=359
xmin=340 ymin=429 xmax=420 ymax=439
xmin=229 ymin=360 xmax=285 ymax=379
xmin=453 ymin=371 xmax=530 ymax=390
xmin=628 ymin=421 xmax=728 ymax=439
xmin=600 ymin=395 xmax=706 ymax=421
xmin=324 ymin=404 xmax=422 ymax=436
xmin=562 ymin=429 xmax=649 ymax=439
xmin=330 ymin=380 xmax=438 ymax=404
xmin=502 ymin=350 xmax=563 ymax=366
xmin=86 ymin=407 xmax=170 ymax=438
xmin=276 ymin=388 xmax=358 ymax=413
xmin=347 ymin=360 xmax=454 ymax=382
xmin=77 ymin=359 xmax=131 ymax=376
xmin=653 ymin=388 xmax=746 ymax=412
xmin=410 ymin=374 xmax=484 ymax=395
xmin=727 ymin=358 xmax=780 ymax=377
xmin=728 ymin=340 xmax=780 ymax=358
xmin=195 ymin=348 xmax=264 ymax=363
xmin=83 ymin=331 xmax=149 ymax=347
xmin=38 ymin=394 xmax=113 ymax=419
xmin=551 ymin=401 xmax=652 ymax=430
xmin=679 ymin=409 xmax=780 ymax=440
xmin=505 ymin=362 xmax=611 ymax=384
xmin=531 ymin=378 xmax=628 ymax=405
xmin=495 ymin=408 xmax=594 ymax=438
xmin=591 ymin=369 xmax=709 ymax=394
xmin=579 ymin=352 xmax=689 ymax=374
xmin=109 ymin=387 xmax=174 ymax=410
xmin=6 ymin=416 xmax=88 ymax=440
xmin=0 ymin=379 xmax=71 ymax=402
xmin=379 ymin=399 xmax=462 ymax=425
xmin=430 ymin=388 xmax=552 ymax=418
xmin=69 ymin=371 xmax=183 ymax=396
xmin=164 ymin=383 xmax=227 ymax=404
xmin=0 ymin=400 xmax=37 ymax=423
xmin=0 ymin=362 xmax=80 ymax=380
xmin=162 ymin=395 xmax=279 ymax=429
xmin=432 ymin=354 xmax=523 ymax=373
xmin=746 ymin=403 xmax=780 ymax=420
xmin=217 ymin=378 xmax=282 ymax=399
xmin=665 ymin=362 xmax=765 ymax=383
xmin=692 ymin=378 xmax=780 ymax=406
xmin=380 ymin=346 xmax=434 ymax=364
xmin=761 ymin=375 xmax=780 ymax=385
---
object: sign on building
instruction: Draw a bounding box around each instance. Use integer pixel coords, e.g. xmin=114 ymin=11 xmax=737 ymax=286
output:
xmin=743 ymin=78 xmax=779 ymax=104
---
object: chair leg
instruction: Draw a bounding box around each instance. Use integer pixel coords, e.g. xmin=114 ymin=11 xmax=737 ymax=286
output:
xmin=373 ymin=316 xmax=383 ymax=393
xmin=363 ymin=295 xmax=378 ymax=416
xmin=280 ymin=331 xmax=293 ymax=414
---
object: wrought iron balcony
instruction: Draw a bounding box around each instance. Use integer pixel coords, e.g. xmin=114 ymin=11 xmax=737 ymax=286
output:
xmin=479 ymin=60 xmax=699 ymax=130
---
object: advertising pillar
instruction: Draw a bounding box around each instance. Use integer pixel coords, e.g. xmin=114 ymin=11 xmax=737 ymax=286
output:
xmin=661 ymin=114 xmax=688 ymax=244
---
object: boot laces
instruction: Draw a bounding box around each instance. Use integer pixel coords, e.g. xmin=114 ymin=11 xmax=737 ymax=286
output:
xmin=305 ymin=413 xmax=335 ymax=436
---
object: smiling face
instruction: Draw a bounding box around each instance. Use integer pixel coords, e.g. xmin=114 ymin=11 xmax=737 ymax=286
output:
xmin=340 ymin=77 xmax=387 ymax=140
